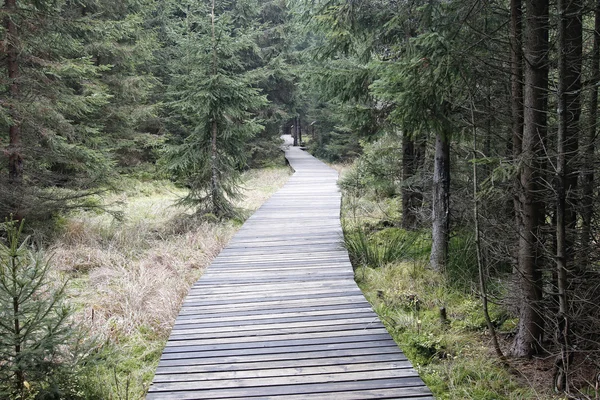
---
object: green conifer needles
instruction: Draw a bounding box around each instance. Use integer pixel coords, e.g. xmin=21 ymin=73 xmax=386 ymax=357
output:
xmin=0 ymin=219 xmax=85 ymax=399
xmin=164 ymin=1 xmax=268 ymax=218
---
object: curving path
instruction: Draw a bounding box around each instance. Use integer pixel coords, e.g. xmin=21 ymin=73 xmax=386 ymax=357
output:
xmin=147 ymin=137 xmax=433 ymax=399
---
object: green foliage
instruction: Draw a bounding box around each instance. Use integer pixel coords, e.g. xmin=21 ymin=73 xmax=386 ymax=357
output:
xmin=371 ymin=31 xmax=463 ymax=137
xmin=338 ymin=135 xmax=403 ymax=198
xmin=446 ymin=232 xmax=479 ymax=291
xmin=162 ymin=0 xmax=269 ymax=218
xmin=0 ymin=0 xmax=165 ymax=221
xmin=344 ymin=227 xmax=426 ymax=272
xmin=358 ymin=261 xmax=540 ymax=399
xmin=0 ymin=219 xmax=94 ymax=399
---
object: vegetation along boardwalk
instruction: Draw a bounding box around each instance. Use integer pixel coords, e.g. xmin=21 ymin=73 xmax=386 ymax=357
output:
xmin=147 ymin=138 xmax=433 ymax=399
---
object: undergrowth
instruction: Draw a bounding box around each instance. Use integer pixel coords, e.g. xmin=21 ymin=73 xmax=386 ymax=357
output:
xmin=48 ymin=167 xmax=291 ymax=399
xmin=338 ymin=164 xmax=559 ymax=400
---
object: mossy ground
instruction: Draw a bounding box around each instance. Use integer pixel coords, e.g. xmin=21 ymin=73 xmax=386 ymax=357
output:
xmin=338 ymin=165 xmax=563 ymax=400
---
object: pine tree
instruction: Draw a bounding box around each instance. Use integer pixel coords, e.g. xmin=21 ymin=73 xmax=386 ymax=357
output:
xmin=163 ymin=0 xmax=268 ymax=218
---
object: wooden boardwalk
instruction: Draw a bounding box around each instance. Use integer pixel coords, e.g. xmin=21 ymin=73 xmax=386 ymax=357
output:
xmin=147 ymin=138 xmax=433 ymax=399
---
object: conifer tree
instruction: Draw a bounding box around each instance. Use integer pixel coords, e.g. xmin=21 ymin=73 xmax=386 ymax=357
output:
xmin=73 ymin=0 xmax=162 ymax=168
xmin=163 ymin=0 xmax=268 ymax=218
xmin=0 ymin=0 xmax=114 ymax=221
xmin=0 ymin=219 xmax=87 ymax=398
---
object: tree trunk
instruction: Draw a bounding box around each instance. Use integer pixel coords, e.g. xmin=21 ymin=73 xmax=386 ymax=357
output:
xmin=4 ymin=0 xmax=23 ymax=186
xmin=211 ymin=119 xmax=219 ymax=215
xmin=210 ymin=0 xmax=219 ymax=216
xmin=511 ymin=0 xmax=524 ymax=157
xmin=511 ymin=0 xmax=524 ymax=265
xmin=580 ymin=2 xmax=599 ymax=265
xmin=293 ymin=117 xmax=298 ymax=146
xmin=430 ymin=131 xmax=450 ymax=272
xmin=298 ymin=117 xmax=302 ymax=145
xmin=402 ymin=133 xmax=423 ymax=230
xmin=471 ymin=101 xmax=505 ymax=361
xmin=512 ymin=0 xmax=549 ymax=358
xmin=554 ymin=0 xmax=582 ymax=388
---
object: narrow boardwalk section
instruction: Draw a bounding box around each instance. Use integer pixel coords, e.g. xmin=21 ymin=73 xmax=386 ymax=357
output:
xmin=147 ymin=141 xmax=433 ymax=399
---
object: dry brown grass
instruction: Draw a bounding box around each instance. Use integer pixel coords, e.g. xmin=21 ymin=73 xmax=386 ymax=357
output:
xmin=52 ymin=167 xmax=291 ymax=344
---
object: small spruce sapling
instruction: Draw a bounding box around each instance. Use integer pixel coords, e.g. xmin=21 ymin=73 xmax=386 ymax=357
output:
xmin=0 ymin=219 xmax=84 ymax=399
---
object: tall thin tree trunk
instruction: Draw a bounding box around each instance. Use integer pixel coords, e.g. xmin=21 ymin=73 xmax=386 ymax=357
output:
xmin=4 ymin=0 xmax=23 ymax=186
xmin=470 ymin=100 xmax=505 ymax=361
xmin=430 ymin=131 xmax=450 ymax=272
xmin=512 ymin=0 xmax=549 ymax=358
xmin=554 ymin=0 xmax=582 ymax=389
xmin=511 ymin=0 xmax=524 ymax=268
xmin=402 ymin=133 xmax=423 ymax=230
xmin=293 ymin=117 xmax=298 ymax=146
xmin=580 ymin=1 xmax=599 ymax=265
xmin=511 ymin=0 xmax=524 ymax=157
xmin=210 ymin=0 xmax=219 ymax=215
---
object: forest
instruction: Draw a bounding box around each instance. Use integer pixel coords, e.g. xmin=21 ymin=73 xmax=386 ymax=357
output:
xmin=1 ymin=0 xmax=600 ymax=398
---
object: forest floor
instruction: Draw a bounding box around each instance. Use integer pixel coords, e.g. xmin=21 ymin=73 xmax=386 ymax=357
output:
xmin=49 ymin=166 xmax=292 ymax=399
xmin=332 ymin=163 xmax=595 ymax=400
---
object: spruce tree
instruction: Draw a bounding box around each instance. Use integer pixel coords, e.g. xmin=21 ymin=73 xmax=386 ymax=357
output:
xmin=0 ymin=0 xmax=114 ymax=221
xmin=0 ymin=219 xmax=87 ymax=398
xmin=163 ymin=0 xmax=268 ymax=218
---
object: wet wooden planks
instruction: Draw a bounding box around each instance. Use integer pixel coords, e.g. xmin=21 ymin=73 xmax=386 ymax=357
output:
xmin=147 ymin=137 xmax=433 ymax=399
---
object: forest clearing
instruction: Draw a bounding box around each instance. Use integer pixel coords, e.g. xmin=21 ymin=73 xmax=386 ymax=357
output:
xmin=1 ymin=0 xmax=600 ymax=399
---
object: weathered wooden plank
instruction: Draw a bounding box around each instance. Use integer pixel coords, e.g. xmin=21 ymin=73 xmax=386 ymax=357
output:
xmin=171 ymin=310 xmax=376 ymax=329
xmin=152 ymin=361 xmax=417 ymax=383
xmin=174 ymin=303 xmax=375 ymax=319
xmin=155 ymin=354 xmax=411 ymax=374
xmin=146 ymin=377 xmax=428 ymax=399
xmin=150 ymin=369 xmax=421 ymax=391
xmin=170 ymin=316 xmax=382 ymax=334
xmin=157 ymin=344 xmax=405 ymax=366
xmin=260 ymin=388 xmax=435 ymax=400
xmin=163 ymin=331 xmax=393 ymax=352
xmin=181 ymin=291 xmax=362 ymax=308
xmin=167 ymin=323 xmax=388 ymax=343
xmin=160 ymin=340 xmax=401 ymax=361
xmin=147 ymin=138 xmax=431 ymax=399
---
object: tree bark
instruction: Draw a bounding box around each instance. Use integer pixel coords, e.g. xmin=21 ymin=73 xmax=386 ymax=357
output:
xmin=554 ymin=0 xmax=582 ymax=388
xmin=511 ymin=0 xmax=524 ymax=261
xmin=402 ymin=133 xmax=423 ymax=230
xmin=210 ymin=0 xmax=219 ymax=216
xmin=580 ymin=1 xmax=599 ymax=265
xmin=293 ymin=117 xmax=298 ymax=146
xmin=4 ymin=0 xmax=23 ymax=185
xmin=512 ymin=0 xmax=549 ymax=358
xmin=511 ymin=0 xmax=524 ymax=157
xmin=430 ymin=131 xmax=450 ymax=272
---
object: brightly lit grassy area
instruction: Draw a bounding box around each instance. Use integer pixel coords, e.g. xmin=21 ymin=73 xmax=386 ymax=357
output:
xmin=337 ymin=167 xmax=558 ymax=400
xmin=48 ymin=167 xmax=292 ymax=399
